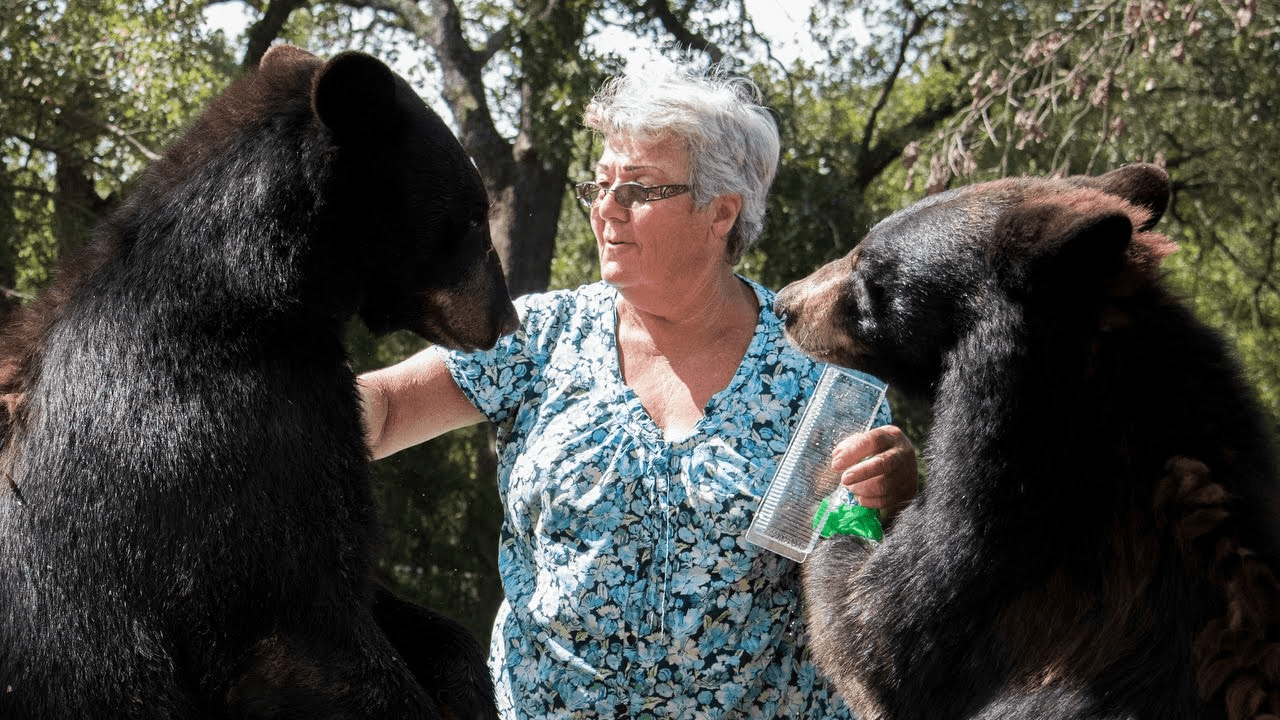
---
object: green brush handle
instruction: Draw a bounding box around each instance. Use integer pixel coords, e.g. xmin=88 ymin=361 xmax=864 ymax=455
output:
xmin=813 ymin=496 xmax=883 ymax=542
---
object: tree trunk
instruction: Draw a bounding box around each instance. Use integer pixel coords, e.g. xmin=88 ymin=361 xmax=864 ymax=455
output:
xmin=483 ymin=143 xmax=567 ymax=298
xmin=52 ymin=83 xmax=108 ymax=257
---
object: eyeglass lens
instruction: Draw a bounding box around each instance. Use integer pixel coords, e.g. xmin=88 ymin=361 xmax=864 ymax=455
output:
xmin=610 ymin=184 xmax=648 ymax=207
xmin=578 ymin=182 xmax=647 ymax=209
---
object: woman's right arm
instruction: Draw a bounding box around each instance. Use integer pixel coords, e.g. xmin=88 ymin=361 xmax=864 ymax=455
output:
xmin=357 ymin=348 xmax=487 ymax=460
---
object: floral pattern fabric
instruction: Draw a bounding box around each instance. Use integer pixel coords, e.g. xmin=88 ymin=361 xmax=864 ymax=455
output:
xmin=439 ymin=278 xmax=891 ymax=719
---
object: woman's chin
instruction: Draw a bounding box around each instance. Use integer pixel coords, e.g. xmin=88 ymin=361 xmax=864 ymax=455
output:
xmin=599 ymin=260 xmax=629 ymax=286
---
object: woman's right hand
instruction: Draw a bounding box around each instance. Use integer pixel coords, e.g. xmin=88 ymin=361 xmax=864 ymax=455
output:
xmin=830 ymin=424 xmax=919 ymax=521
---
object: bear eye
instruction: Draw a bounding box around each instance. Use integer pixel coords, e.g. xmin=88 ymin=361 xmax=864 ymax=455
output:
xmin=856 ymin=274 xmax=883 ymax=314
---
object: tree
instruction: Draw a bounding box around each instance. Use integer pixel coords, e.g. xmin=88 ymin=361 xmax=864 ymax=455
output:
xmin=0 ymin=0 xmax=234 ymax=312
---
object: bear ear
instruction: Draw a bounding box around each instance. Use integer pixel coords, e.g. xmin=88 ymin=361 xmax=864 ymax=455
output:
xmin=312 ymin=51 xmax=399 ymax=143
xmin=1088 ymin=163 xmax=1170 ymax=231
xmin=1043 ymin=211 xmax=1134 ymax=280
xmin=260 ymin=44 xmax=315 ymax=69
xmin=997 ymin=202 xmax=1134 ymax=287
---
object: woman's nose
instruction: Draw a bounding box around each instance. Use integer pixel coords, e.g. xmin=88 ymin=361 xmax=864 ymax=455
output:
xmin=597 ymin=190 xmax=630 ymax=220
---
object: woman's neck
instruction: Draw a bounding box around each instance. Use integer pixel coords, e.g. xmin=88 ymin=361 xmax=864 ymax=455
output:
xmin=615 ymin=269 xmax=758 ymax=342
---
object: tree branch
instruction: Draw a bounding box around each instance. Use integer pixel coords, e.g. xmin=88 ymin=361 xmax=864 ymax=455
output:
xmin=636 ymin=0 xmax=725 ymax=63
xmin=857 ymin=2 xmax=932 ymax=164
xmin=857 ymin=89 xmax=966 ymax=192
xmin=4 ymin=92 xmax=164 ymax=162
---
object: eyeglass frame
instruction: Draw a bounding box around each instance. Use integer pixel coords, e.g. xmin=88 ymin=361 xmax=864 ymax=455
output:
xmin=574 ymin=181 xmax=692 ymax=209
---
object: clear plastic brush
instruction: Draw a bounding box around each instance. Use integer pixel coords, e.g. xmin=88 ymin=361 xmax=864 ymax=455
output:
xmin=745 ymin=365 xmax=888 ymax=562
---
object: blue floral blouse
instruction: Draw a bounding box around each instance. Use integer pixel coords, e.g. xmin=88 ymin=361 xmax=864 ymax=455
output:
xmin=439 ymin=278 xmax=890 ymax=719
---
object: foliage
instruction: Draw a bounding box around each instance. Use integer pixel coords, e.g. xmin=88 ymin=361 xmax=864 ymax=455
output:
xmin=372 ymin=423 xmax=505 ymax=642
xmin=742 ymin=0 xmax=966 ymax=290
xmin=549 ymin=194 xmax=600 ymax=291
xmin=0 ymin=0 xmax=233 ymax=298
xmin=922 ymin=0 xmax=1280 ymax=432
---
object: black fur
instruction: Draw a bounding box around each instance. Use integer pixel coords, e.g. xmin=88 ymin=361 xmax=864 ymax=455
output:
xmin=778 ymin=164 xmax=1280 ymax=720
xmin=0 ymin=45 xmax=514 ymax=719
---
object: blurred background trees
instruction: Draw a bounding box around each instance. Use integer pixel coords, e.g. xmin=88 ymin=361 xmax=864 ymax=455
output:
xmin=3 ymin=0 xmax=1276 ymax=643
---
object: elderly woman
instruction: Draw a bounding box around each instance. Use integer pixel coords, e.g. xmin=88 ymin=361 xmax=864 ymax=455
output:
xmin=360 ymin=61 xmax=918 ymax=719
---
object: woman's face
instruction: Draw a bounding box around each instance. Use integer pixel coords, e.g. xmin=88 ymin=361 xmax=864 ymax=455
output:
xmin=590 ymin=134 xmax=738 ymax=297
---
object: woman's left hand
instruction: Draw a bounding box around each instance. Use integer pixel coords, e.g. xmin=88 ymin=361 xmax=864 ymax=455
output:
xmin=830 ymin=424 xmax=918 ymax=520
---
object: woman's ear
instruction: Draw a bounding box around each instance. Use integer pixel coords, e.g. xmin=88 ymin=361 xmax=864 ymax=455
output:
xmin=711 ymin=193 xmax=743 ymax=240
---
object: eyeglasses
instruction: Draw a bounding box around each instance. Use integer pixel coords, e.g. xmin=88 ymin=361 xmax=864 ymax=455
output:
xmin=574 ymin=181 xmax=692 ymax=209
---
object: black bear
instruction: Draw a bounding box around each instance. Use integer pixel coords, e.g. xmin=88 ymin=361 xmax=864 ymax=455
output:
xmin=777 ymin=164 xmax=1280 ymax=719
xmin=0 ymin=45 xmax=516 ymax=719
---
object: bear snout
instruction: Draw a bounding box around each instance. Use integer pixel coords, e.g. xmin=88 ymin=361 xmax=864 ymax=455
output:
xmin=777 ymin=257 xmax=862 ymax=367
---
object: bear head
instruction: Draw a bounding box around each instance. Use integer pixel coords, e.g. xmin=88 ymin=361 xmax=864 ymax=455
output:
xmin=776 ymin=163 xmax=1175 ymax=400
xmin=303 ymin=46 xmax=518 ymax=349
xmin=184 ymin=45 xmax=519 ymax=351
